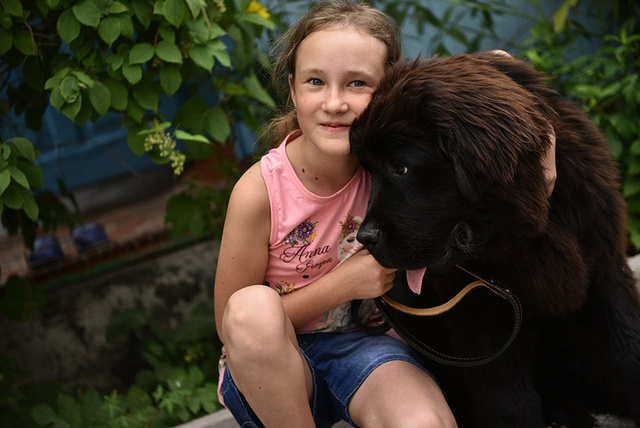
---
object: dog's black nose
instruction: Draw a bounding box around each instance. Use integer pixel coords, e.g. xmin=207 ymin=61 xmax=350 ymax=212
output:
xmin=357 ymin=225 xmax=380 ymax=250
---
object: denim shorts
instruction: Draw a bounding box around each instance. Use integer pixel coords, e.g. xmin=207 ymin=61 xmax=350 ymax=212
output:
xmin=221 ymin=329 xmax=433 ymax=428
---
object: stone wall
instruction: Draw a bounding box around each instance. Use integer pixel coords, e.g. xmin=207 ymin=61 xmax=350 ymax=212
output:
xmin=0 ymin=238 xmax=219 ymax=392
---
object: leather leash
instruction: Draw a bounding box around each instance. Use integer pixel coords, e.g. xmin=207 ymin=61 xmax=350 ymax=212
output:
xmin=374 ymin=265 xmax=522 ymax=366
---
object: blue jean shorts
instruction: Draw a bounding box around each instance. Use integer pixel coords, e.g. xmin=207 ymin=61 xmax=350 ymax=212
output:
xmin=221 ymin=329 xmax=433 ymax=428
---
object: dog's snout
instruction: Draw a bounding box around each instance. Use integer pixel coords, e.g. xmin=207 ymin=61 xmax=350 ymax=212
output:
xmin=357 ymin=225 xmax=381 ymax=250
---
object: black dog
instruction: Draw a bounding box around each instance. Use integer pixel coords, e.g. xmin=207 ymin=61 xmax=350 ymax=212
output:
xmin=350 ymin=52 xmax=640 ymax=428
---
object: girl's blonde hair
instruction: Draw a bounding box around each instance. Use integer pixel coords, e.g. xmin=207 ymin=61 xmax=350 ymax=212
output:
xmin=262 ymin=0 xmax=402 ymax=147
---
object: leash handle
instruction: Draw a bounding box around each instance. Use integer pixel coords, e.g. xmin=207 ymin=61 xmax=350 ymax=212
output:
xmin=375 ymin=266 xmax=522 ymax=367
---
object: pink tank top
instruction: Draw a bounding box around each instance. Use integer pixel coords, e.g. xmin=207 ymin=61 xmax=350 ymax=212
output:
xmin=261 ymin=131 xmax=375 ymax=333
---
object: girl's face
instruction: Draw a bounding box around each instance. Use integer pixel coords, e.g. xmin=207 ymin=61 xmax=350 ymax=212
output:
xmin=289 ymin=26 xmax=387 ymax=158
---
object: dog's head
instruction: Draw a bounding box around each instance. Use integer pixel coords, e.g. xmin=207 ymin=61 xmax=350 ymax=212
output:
xmin=351 ymin=54 xmax=553 ymax=270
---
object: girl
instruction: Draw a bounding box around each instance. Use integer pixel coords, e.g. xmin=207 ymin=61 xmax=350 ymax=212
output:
xmin=214 ymin=1 xmax=457 ymax=427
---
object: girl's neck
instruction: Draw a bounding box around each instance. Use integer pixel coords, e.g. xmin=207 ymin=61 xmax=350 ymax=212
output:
xmin=286 ymin=136 xmax=360 ymax=197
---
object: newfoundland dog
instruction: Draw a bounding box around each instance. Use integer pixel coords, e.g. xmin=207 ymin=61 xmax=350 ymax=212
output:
xmin=350 ymin=52 xmax=640 ymax=428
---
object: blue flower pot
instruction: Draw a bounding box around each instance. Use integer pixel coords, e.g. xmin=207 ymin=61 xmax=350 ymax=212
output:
xmin=28 ymin=235 xmax=64 ymax=268
xmin=72 ymin=223 xmax=109 ymax=253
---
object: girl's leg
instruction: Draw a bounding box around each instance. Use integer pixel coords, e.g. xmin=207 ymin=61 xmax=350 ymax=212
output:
xmin=222 ymin=285 xmax=315 ymax=427
xmin=349 ymin=360 xmax=457 ymax=428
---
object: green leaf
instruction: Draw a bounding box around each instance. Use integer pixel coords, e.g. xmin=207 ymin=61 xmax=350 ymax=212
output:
xmin=45 ymin=67 xmax=71 ymax=90
xmin=31 ymin=404 xmax=61 ymax=425
xmin=72 ymin=70 xmax=94 ymax=88
xmin=236 ymin=0 xmax=251 ymax=11
xmin=174 ymin=129 xmax=210 ymax=144
xmin=205 ymin=107 xmax=230 ymax=143
xmin=188 ymin=44 xmax=214 ymax=71
xmin=132 ymin=84 xmax=159 ymax=111
xmin=552 ymin=0 xmax=578 ymax=33
xmin=127 ymin=123 xmax=147 ymax=156
xmin=0 ymin=170 xmax=10 ymax=195
xmin=184 ymin=0 xmax=205 ymax=18
xmin=159 ymin=25 xmax=176 ymax=43
xmin=131 ymin=0 xmax=152 ymax=28
xmin=103 ymin=78 xmax=128 ymax=111
xmin=109 ymin=1 xmax=128 ymax=13
xmin=106 ymin=53 xmax=123 ymax=71
xmin=156 ymin=40 xmax=183 ymax=64
xmin=163 ymin=0 xmax=185 ymax=27
xmin=61 ymin=94 xmax=82 ymax=121
xmin=187 ymin=16 xmax=225 ymax=44
xmin=73 ymin=0 xmax=101 ymax=28
xmin=60 ymin=75 xmax=80 ymax=103
xmin=160 ymin=64 xmax=181 ymax=96
xmin=8 ymin=166 xmax=29 ymax=189
xmin=244 ymin=73 xmax=275 ymax=108
xmin=166 ymin=192 xmax=210 ymax=237
xmin=129 ymin=42 xmax=155 ymax=64
xmin=18 ymin=186 xmax=38 ymax=220
xmin=18 ymin=161 xmax=44 ymax=188
xmin=56 ymin=394 xmax=82 ymax=426
xmin=122 ymin=63 xmax=142 ymax=84
xmin=50 ymin=86 xmax=65 ymax=111
xmin=174 ymin=97 xmax=207 ymax=130
xmin=57 ymin=8 xmax=81 ymax=44
xmin=1 ymin=144 xmax=9 ymax=160
xmin=1 ymin=0 xmax=23 ymax=16
xmin=126 ymin=97 xmax=145 ymax=122
xmin=210 ymin=39 xmax=231 ymax=68
xmin=239 ymin=13 xmax=274 ymax=30
xmin=0 ymin=27 xmax=12 ymax=55
xmin=13 ymin=30 xmax=37 ymax=56
xmin=80 ymin=389 xmax=107 ymax=423
xmin=116 ymin=13 xmax=134 ymax=37
xmin=98 ymin=16 xmax=121 ymax=46
xmin=8 ymin=137 xmax=35 ymax=163
xmin=2 ymin=185 xmax=21 ymax=209
xmin=188 ymin=365 xmax=204 ymax=386
xmin=609 ymin=113 xmax=638 ymax=141
xmin=88 ymin=81 xmax=111 ymax=115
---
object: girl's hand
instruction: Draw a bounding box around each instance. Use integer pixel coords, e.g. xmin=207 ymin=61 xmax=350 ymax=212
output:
xmin=333 ymin=247 xmax=397 ymax=300
xmin=543 ymin=129 xmax=557 ymax=197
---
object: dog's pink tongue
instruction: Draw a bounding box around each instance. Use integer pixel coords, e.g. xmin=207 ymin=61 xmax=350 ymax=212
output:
xmin=406 ymin=268 xmax=426 ymax=294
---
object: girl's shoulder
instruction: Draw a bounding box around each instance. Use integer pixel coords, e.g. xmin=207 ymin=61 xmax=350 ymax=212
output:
xmin=228 ymin=162 xmax=270 ymax=220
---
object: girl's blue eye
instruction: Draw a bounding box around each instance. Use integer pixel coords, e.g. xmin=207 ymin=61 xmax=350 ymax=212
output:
xmin=309 ymin=78 xmax=323 ymax=86
xmin=352 ymin=81 xmax=365 ymax=87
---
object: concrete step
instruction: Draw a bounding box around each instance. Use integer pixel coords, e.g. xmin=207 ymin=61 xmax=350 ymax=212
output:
xmin=174 ymin=408 xmax=350 ymax=428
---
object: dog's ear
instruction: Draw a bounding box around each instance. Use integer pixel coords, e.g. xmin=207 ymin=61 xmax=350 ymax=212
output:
xmin=427 ymin=56 xmax=552 ymax=202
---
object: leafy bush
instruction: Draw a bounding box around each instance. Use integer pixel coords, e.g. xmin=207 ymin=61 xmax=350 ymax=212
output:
xmin=0 ymin=0 xmax=275 ymax=249
xmin=1 ymin=303 xmax=223 ymax=427
xmin=521 ymin=0 xmax=640 ymax=250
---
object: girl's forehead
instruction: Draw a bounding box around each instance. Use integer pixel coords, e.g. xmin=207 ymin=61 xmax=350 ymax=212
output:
xmin=295 ymin=26 xmax=387 ymax=70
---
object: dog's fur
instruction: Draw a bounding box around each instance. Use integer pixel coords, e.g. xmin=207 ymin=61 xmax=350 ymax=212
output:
xmin=350 ymin=53 xmax=640 ymax=428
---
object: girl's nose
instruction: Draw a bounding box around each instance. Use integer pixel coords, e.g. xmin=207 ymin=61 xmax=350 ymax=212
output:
xmin=322 ymin=88 xmax=348 ymax=113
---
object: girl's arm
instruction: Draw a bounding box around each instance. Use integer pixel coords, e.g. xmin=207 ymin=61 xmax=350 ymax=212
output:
xmin=214 ymin=162 xmax=272 ymax=342
xmin=280 ymin=249 xmax=396 ymax=328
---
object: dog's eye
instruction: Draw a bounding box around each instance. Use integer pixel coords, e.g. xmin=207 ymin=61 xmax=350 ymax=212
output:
xmin=393 ymin=166 xmax=408 ymax=176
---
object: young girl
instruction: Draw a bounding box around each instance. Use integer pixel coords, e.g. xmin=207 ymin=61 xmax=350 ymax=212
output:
xmin=214 ymin=1 xmax=457 ymax=427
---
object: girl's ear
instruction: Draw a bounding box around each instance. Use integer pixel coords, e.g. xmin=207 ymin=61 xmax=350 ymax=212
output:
xmin=288 ymin=74 xmax=296 ymax=107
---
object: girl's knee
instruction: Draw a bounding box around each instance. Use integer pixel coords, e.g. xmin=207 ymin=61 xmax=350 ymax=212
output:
xmin=401 ymin=407 xmax=457 ymax=428
xmin=222 ymin=285 xmax=285 ymax=353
